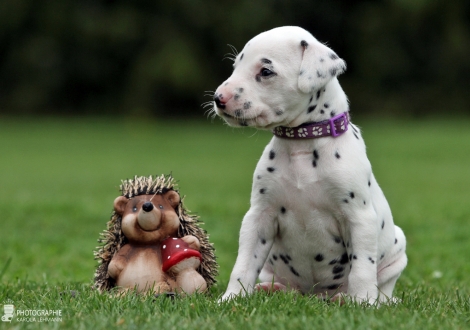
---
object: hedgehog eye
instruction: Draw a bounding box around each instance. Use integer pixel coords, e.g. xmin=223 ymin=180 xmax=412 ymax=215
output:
xmin=132 ymin=207 xmax=137 ymax=212
xmin=159 ymin=205 xmax=163 ymax=209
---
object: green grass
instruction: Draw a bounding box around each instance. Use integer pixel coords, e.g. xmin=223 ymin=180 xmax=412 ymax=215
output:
xmin=0 ymin=117 xmax=469 ymax=329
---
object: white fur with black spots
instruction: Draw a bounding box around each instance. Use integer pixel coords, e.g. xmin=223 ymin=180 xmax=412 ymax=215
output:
xmin=212 ymin=26 xmax=407 ymax=304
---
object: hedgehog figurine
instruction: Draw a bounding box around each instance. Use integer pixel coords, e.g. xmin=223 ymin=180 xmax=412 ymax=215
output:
xmin=93 ymin=174 xmax=218 ymax=295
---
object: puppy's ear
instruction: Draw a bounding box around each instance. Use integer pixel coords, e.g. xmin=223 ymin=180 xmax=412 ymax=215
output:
xmin=297 ymin=39 xmax=346 ymax=94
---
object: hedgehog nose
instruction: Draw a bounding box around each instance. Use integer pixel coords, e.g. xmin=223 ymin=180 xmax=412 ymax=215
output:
xmin=142 ymin=202 xmax=154 ymax=212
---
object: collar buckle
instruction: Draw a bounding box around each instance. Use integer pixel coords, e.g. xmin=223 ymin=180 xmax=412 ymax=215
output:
xmin=329 ymin=112 xmax=348 ymax=137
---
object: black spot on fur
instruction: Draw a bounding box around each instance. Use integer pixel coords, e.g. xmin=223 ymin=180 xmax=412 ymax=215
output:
xmin=269 ymin=258 xmax=274 ymax=265
xmin=316 ymin=90 xmax=321 ymax=100
xmin=301 ymin=40 xmax=308 ymax=48
xmin=234 ymin=109 xmax=242 ymax=117
xmin=280 ymin=254 xmax=289 ymax=264
xmin=329 ymin=53 xmax=339 ymax=60
xmin=343 ymin=199 xmax=349 ymax=203
xmin=286 ymin=254 xmax=292 ymax=261
xmin=269 ymin=150 xmax=275 ymax=160
xmin=353 ymin=255 xmax=357 ymax=260
xmin=363 ymin=201 xmax=366 ymax=205
xmin=315 ymin=254 xmax=324 ymax=262
xmin=312 ymin=160 xmax=317 ymax=168
xmin=381 ymin=220 xmax=385 ymax=229
xmin=257 ymin=268 xmax=261 ymax=274
xmin=340 ymin=253 xmax=349 ymax=265
xmin=329 ymin=68 xmax=337 ymax=76
xmin=261 ymin=238 xmax=266 ymax=245
xmin=395 ymin=238 xmax=398 ymax=244
xmin=238 ymin=87 xmax=244 ymax=93
xmin=332 ymin=265 xmax=344 ymax=274
xmin=349 ymin=192 xmax=355 ymax=199
xmin=272 ymin=255 xmax=278 ymax=261
xmin=275 ymin=110 xmax=284 ymax=116
xmin=335 ymin=152 xmax=341 ymax=159
xmin=334 ymin=236 xmax=342 ymax=244
xmin=281 ymin=206 xmax=286 ymax=214
xmin=380 ymin=253 xmax=385 ymax=260
xmin=243 ymin=101 xmax=252 ymax=109
xmin=326 ymin=283 xmax=341 ymax=290
xmin=308 ymin=105 xmax=317 ymax=113
xmin=324 ymin=103 xmax=329 ymax=108
xmin=330 ymin=111 xmax=336 ymax=118
xmin=320 ymin=109 xmax=325 ymax=114
xmin=299 ymin=70 xmax=304 ymax=76
xmin=260 ymin=188 xmax=266 ymax=194
xmin=234 ymin=94 xmax=240 ymax=101
xmin=333 ymin=273 xmax=344 ymax=280
xmin=267 ymin=167 xmax=275 ymax=172
xmin=237 ymin=277 xmax=241 ymax=281
xmin=290 ymin=266 xmax=300 ymax=276
xmin=254 ymin=254 xmax=257 ymax=258
xmin=239 ymin=121 xmax=248 ymax=127
xmin=309 ymin=96 xmax=313 ymax=103
xmin=257 ymin=175 xmax=261 ymax=179
xmin=313 ymin=149 xmax=319 ymax=160
xmin=368 ymin=181 xmax=371 ymax=187
xmin=240 ymin=53 xmax=244 ymax=61
xmin=368 ymin=257 xmax=375 ymax=264
xmin=261 ymin=58 xmax=272 ymax=64
xmin=329 ymin=258 xmax=338 ymax=265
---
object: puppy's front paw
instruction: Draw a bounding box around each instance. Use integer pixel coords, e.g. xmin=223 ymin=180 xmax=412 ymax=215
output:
xmin=332 ymin=292 xmax=380 ymax=306
xmin=255 ymin=282 xmax=288 ymax=293
xmin=218 ymin=290 xmax=243 ymax=303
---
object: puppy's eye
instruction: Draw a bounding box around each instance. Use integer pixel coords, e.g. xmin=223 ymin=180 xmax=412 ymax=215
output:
xmin=260 ymin=68 xmax=275 ymax=77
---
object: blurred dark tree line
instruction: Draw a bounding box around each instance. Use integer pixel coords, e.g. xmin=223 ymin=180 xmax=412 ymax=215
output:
xmin=0 ymin=0 xmax=469 ymax=117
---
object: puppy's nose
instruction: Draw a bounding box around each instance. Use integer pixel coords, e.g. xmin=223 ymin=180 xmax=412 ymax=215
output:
xmin=214 ymin=95 xmax=226 ymax=109
xmin=214 ymin=92 xmax=232 ymax=109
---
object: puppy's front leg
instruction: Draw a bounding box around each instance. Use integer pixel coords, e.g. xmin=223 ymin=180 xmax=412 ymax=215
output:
xmin=346 ymin=206 xmax=379 ymax=303
xmin=221 ymin=207 xmax=277 ymax=301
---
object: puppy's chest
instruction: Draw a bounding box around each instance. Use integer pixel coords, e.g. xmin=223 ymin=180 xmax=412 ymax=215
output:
xmin=255 ymin=143 xmax=336 ymax=210
xmin=254 ymin=143 xmax=343 ymax=237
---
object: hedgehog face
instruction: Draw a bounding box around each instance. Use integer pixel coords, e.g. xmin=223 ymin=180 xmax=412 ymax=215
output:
xmin=114 ymin=191 xmax=181 ymax=243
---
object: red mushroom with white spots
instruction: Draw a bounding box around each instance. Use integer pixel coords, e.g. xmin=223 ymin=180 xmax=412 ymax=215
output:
xmin=161 ymin=237 xmax=207 ymax=294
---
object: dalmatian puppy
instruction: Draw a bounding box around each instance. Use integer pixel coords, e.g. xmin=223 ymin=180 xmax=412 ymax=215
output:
xmin=212 ymin=26 xmax=407 ymax=303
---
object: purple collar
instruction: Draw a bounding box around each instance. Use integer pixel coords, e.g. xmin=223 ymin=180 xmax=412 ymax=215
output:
xmin=273 ymin=112 xmax=349 ymax=139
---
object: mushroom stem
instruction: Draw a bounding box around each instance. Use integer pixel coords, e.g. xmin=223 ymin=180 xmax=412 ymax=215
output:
xmin=175 ymin=268 xmax=207 ymax=294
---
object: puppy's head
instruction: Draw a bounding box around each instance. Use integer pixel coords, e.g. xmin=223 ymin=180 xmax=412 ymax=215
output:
xmin=213 ymin=26 xmax=346 ymax=129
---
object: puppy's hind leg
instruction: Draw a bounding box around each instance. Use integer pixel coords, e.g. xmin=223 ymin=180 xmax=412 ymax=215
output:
xmin=377 ymin=226 xmax=407 ymax=303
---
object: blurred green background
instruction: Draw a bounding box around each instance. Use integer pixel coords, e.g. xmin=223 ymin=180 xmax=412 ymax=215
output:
xmin=1 ymin=0 xmax=469 ymax=118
